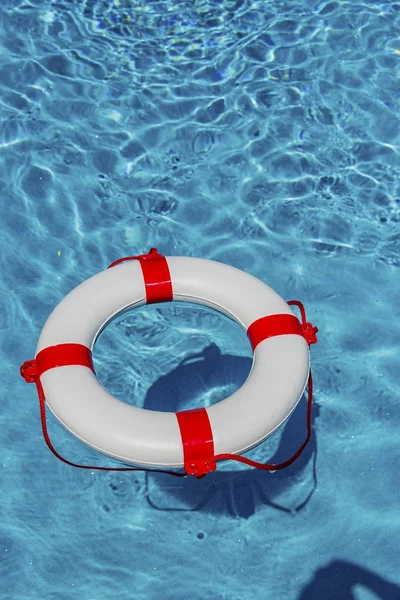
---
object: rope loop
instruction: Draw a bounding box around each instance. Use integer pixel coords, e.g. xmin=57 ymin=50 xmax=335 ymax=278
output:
xmin=20 ymin=290 xmax=317 ymax=478
xmin=107 ymin=247 xmax=162 ymax=269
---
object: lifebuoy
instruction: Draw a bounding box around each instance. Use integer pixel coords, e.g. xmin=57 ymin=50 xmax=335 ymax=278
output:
xmin=21 ymin=249 xmax=318 ymax=477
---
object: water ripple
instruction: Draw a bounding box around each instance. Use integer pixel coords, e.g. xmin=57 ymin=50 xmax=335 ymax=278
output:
xmin=1 ymin=1 xmax=399 ymax=599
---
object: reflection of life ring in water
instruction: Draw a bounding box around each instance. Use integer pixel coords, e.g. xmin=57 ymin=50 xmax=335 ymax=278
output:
xmin=20 ymin=248 xmax=318 ymax=478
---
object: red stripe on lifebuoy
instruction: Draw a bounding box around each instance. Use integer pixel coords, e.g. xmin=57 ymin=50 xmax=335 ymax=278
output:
xmin=139 ymin=254 xmax=173 ymax=304
xmin=36 ymin=343 xmax=94 ymax=376
xmin=108 ymin=248 xmax=173 ymax=304
xmin=175 ymin=408 xmax=216 ymax=478
xmin=247 ymin=313 xmax=305 ymax=351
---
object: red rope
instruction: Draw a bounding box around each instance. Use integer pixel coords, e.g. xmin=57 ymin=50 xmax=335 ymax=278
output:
xmin=20 ymin=271 xmax=317 ymax=478
xmin=204 ymin=370 xmax=313 ymax=473
xmin=20 ymin=361 xmax=186 ymax=477
xmin=107 ymin=247 xmax=161 ymax=269
xmin=199 ymin=299 xmax=318 ymax=475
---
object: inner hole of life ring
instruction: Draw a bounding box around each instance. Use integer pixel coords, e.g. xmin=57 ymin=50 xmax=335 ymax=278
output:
xmin=92 ymin=300 xmax=253 ymax=413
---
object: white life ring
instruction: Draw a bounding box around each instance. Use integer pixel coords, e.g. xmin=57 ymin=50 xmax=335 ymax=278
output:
xmin=22 ymin=249 xmax=317 ymax=477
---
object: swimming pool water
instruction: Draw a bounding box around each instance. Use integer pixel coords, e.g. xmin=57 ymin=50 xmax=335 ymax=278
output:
xmin=1 ymin=0 xmax=399 ymax=598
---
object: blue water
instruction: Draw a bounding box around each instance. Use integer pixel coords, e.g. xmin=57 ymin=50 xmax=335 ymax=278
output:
xmin=1 ymin=0 xmax=399 ymax=598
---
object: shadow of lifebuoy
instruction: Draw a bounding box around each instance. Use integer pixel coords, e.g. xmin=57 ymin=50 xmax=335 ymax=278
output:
xmin=298 ymin=560 xmax=400 ymax=600
xmin=144 ymin=344 xmax=320 ymax=518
